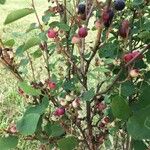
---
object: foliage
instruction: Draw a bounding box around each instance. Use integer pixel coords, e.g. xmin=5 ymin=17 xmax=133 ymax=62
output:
xmin=0 ymin=0 xmax=150 ymax=149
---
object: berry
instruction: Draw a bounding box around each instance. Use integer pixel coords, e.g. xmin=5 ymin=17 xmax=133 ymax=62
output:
xmin=119 ymin=20 xmax=129 ymax=38
xmin=114 ymin=0 xmax=125 ymax=11
xmin=96 ymin=102 xmax=106 ymax=111
xmin=103 ymin=116 xmax=110 ymax=124
xmin=132 ymin=50 xmax=143 ymax=59
xmin=95 ymin=20 xmax=101 ymax=29
xmin=72 ymin=35 xmax=80 ymax=44
xmin=102 ymin=8 xmax=114 ymax=28
xmin=48 ymin=81 xmax=56 ymax=89
xmin=60 ymin=100 xmax=67 ymax=106
xmin=77 ymin=3 xmax=86 ymax=14
xmin=18 ymin=88 xmax=24 ymax=95
xmin=78 ymin=27 xmax=88 ymax=38
xmin=129 ymin=69 xmax=140 ymax=78
xmin=54 ymin=107 xmax=65 ymax=116
xmin=99 ymin=122 xmax=105 ymax=128
xmin=47 ymin=29 xmax=58 ymax=38
xmin=72 ymin=98 xmax=80 ymax=108
xmin=123 ymin=53 xmax=133 ymax=62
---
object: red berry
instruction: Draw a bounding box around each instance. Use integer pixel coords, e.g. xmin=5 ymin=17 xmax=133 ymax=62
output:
xmin=48 ymin=81 xmax=56 ymax=89
xmin=78 ymin=27 xmax=88 ymax=38
xmin=47 ymin=29 xmax=58 ymax=38
xmin=103 ymin=116 xmax=110 ymax=124
xmin=119 ymin=20 xmax=129 ymax=38
xmin=123 ymin=53 xmax=133 ymax=63
xmin=132 ymin=50 xmax=143 ymax=59
xmin=54 ymin=107 xmax=65 ymax=116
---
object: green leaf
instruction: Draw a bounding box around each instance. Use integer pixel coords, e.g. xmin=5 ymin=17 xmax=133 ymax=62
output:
xmin=25 ymin=96 xmax=49 ymax=115
xmin=50 ymin=123 xmax=65 ymax=137
xmin=132 ymin=0 xmax=144 ymax=6
xmin=58 ymin=136 xmax=78 ymax=150
xmin=49 ymin=21 xmax=70 ymax=31
xmin=132 ymin=140 xmax=147 ymax=150
xmin=111 ymin=95 xmax=132 ymax=120
xmin=0 ymin=0 xmax=6 ymax=4
xmin=4 ymin=8 xmax=34 ymax=25
xmin=0 ymin=136 xmax=18 ymax=150
xmin=121 ymin=81 xmax=135 ymax=97
xmin=135 ymin=86 xmax=150 ymax=110
xmin=127 ymin=106 xmax=150 ymax=140
xmin=19 ymin=81 xmax=41 ymax=96
xmin=26 ymin=23 xmax=38 ymax=33
xmin=17 ymin=113 xmax=40 ymax=135
xmin=31 ymin=49 xmax=42 ymax=58
xmin=4 ymin=39 xmax=15 ymax=47
xmin=82 ymin=88 xmax=95 ymax=101
xmin=23 ymin=37 xmax=40 ymax=51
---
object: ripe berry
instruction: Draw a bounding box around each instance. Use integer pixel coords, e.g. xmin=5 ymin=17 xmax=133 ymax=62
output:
xmin=114 ymin=0 xmax=125 ymax=11
xmin=132 ymin=50 xmax=143 ymax=59
xmin=123 ymin=53 xmax=133 ymax=63
xmin=78 ymin=27 xmax=88 ymax=38
xmin=54 ymin=107 xmax=65 ymax=116
xmin=129 ymin=69 xmax=140 ymax=78
xmin=102 ymin=8 xmax=114 ymax=28
xmin=72 ymin=35 xmax=80 ymax=44
xmin=119 ymin=20 xmax=129 ymax=38
xmin=77 ymin=3 xmax=86 ymax=14
xmin=47 ymin=29 xmax=58 ymax=38
xmin=48 ymin=81 xmax=56 ymax=89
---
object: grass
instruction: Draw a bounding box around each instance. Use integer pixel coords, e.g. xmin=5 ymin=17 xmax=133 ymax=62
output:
xmin=0 ymin=0 xmax=49 ymax=149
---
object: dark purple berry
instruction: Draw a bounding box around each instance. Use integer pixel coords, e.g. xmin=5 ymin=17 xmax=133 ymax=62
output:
xmin=114 ymin=0 xmax=125 ymax=11
xmin=78 ymin=3 xmax=86 ymax=14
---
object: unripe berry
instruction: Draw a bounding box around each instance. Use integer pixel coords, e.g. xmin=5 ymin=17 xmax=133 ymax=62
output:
xmin=18 ymin=88 xmax=24 ymax=95
xmin=99 ymin=122 xmax=105 ymax=128
xmin=47 ymin=29 xmax=58 ymax=38
xmin=129 ymin=69 xmax=140 ymax=78
xmin=78 ymin=27 xmax=88 ymax=38
xmin=95 ymin=20 xmax=101 ymax=29
xmin=48 ymin=81 xmax=56 ymax=89
xmin=123 ymin=53 xmax=133 ymax=63
xmin=72 ymin=35 xmax=80 ymax=44
xmin=72 ymin=98 xmax=80 ymax=108
xmin=60 ymin=99 xmax=67 ymax=106
xmin=96 ymin=102 xmax=106 ymax=111
xmin=54 ymin=107 xmax=65 ymax=116
xmin=119 ymin=20 xmax=129 ymax=38
xmin=103 ymin=116 xmax=110 ymax=124
xmin=114 ymin=0 xmax=125 ymax=11
xmin=77 ymin=3 xmax=86 ymax=14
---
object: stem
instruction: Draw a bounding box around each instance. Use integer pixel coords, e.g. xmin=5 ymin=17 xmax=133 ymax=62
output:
xmin=0 ymin=59 xmax=23 ymax=82
xmin=26 ymin=51 xmax=36 ymax=81
xmin=31 ymin=0 xmax=50 ymax=80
